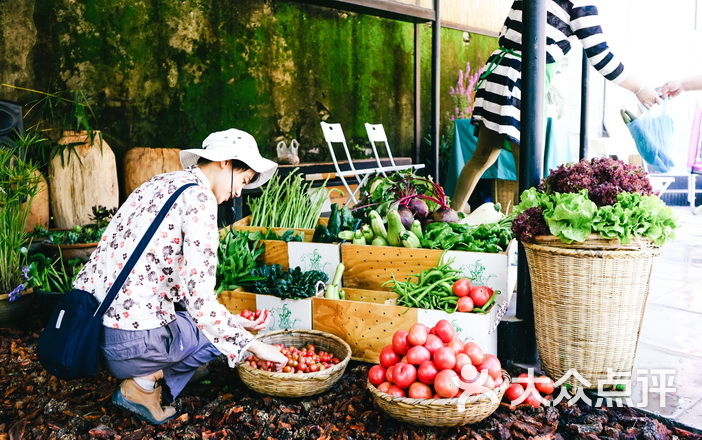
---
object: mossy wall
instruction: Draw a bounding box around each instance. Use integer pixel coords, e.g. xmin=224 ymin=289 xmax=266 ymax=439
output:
xmin=1 ymin=0 xmax=497 ymax=161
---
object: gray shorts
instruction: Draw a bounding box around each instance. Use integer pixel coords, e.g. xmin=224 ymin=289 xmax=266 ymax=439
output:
xmin=101 ymin=311 xmax=221 ymax=401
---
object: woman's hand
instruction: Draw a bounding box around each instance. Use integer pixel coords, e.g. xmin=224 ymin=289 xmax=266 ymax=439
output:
xmin=658 ymin=80 xmax=684 ymax=98
xmin=247 ymin=340 xmax=288 ymax=371
xmin=232 ymin=309 xmax=270 ymax=331
xmin=635 ymin=87 xmax=662 ymax=109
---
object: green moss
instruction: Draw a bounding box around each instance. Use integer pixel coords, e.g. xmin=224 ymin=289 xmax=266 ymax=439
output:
xmin=17 ymin=0 xmax=497 ymax=161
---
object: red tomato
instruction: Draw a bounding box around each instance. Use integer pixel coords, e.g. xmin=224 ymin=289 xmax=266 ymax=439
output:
xmin=452 ymin=278 xmax=472 ymax=297
xmin=525 ymin=392 xmax=541 ymax=408
xmin=378 ymin=382 xmax=391 ymax=393
xmin=433 ymin=347 xmax=457 ymax=370
xmin=459 ymin=364 xmax=479 ymax=383
xmin=387 ymin=385 xmax=406 ymax=397
xmin=477 ymin=354 xmax=502 ymax=380
xmin=368 ymin=365 xmax=386 ymax=386
xmin=434 ymin=370 xmax=460 ymax=398
xmin=379 ymin=345 xmax=400 ymax=368
xmin=392 ymin=363 xmax=418 ymax=389
xmin=406 ymin=345 xmax=431 ymax=365
xmin=392 ymin=330 xmax=410 ymax=355
xmin=454 ymin=353 xmax=471 ymax=375
xmin=505 ymin=383 xmax=525 ymax=403
xmin=535 ymin=375 xmax=555 ymax=395
xmin=408 ymin=382 xmax=433 ymax=399
xmin=407 ymin=324 xmax=428 ymax=346
xmin=517 ymin=372 xmax=535 ymax=389
xmin=241 ymin=309 xmax=253 ymax=319
xmin=433 ymin=320 xmax=455 ymax=344
xmin=400 ymin=355 xmax=408 ymax=364
xmin=386 ymin=365 xmax=396 ymax=383
xmin=463 ymin=342 xmax=484 ymax=365
xmin=469 ymin=286 xmax=493 ymax=307
xmin=448 ymin=339 xmax=465 ymax=354
xmin=457 ymin=296 xmax=474 ymax=312
xmin=417 ymin=361 xmax=438 ymax=385
xmin=423 ymin=334 xmax=444 ymax=354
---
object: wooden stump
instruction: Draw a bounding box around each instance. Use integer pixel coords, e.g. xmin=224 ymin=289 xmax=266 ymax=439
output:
xmin=123 ymin=147 xmax=182 ymax=196
xmin=24 ymin=170 xmax=49 ymax=232
xmin=49 ymin=131 xmax=119 ymax=228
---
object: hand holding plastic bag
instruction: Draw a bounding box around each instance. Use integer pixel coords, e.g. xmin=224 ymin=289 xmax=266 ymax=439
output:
xmin=621 ymin=101 xmax=676 ymax=173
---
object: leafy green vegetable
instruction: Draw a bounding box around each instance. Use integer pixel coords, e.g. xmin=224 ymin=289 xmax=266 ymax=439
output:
xmin=243 ymin=264 xmax=328 ymax=300
xmin=27 ymin=252 xmax=84 ymax=293
xmin=542 ymin=190 xmax=597 ymax=243
xmin=247 ymin=229 xmax=303 ymax=242
xmin=216 ymin=230 xmax=265 ymax=293
xmin=592 ymin=193 xmax=676 ymax=245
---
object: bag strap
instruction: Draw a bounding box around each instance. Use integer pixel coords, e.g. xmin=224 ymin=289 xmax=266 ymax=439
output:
xmin=94 ymin=182 xmax=197 ymax=317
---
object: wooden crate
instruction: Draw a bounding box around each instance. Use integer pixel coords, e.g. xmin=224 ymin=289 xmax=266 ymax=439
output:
xmin=312 ymin=288 xmax=416 ymax=363
xmin=341 ymin=244 xmax=443 ymax=291
xmin=218 ymin=290 xmax=257 ymax=314
xmin=229 ymin=216 xmax=328 ymax=242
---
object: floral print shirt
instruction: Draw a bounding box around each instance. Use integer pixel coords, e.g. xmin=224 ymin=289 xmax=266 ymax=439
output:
xmin=74 ymin=167 xmax=253 ymax=366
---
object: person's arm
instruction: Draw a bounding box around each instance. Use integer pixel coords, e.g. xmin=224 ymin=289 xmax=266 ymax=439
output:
xmin=569 ymin=2 xmax=661 ymax=108
xmin=659 ymin=75 xmax=702 ymax=98
xmin=178 ymin=187 xmax=286 ymax=369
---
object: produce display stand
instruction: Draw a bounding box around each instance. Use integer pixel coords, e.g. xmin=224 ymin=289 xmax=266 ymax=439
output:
xmin=220 ymin=281 xmax=507 ymax=362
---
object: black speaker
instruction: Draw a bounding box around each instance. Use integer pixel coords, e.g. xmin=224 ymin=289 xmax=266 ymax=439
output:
xmin=0 ymin=100 xmax=24 ymax=146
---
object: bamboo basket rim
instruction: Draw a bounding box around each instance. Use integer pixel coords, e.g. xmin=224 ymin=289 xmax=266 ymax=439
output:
xmin=0 ymin=287 xmax=35 ymax=301
xmin=236 ymin=329 xmax=352 ymax=381
xmin=528 ymin=234 xmax=659 ymax=252
xmin=367 ymin=369 xmax=511 ymax=407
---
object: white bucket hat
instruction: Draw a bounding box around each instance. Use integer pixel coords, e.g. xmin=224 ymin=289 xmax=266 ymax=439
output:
xmin=180 ymin=128 xmax=278 ymax=189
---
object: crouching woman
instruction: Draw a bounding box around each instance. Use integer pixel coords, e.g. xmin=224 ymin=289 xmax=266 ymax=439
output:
xmin=73 ymin=129 xmax=287 ymax=424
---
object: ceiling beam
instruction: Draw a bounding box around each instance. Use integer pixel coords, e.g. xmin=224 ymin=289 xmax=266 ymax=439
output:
xmin=288 ymin=0 xmax=435 ymax=23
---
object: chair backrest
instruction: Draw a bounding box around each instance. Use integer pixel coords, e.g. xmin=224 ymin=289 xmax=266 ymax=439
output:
xmin=689 ymin=104 xmax=702 ymax=170
xmin=364 ymin=123 xmax=396 ymax=167
xmin=320 ymin=122 xmax=358 ymax=173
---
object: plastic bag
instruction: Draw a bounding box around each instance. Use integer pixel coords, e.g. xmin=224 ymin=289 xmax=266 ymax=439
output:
xmin=621 ymin=101 xmax=676 ymax=173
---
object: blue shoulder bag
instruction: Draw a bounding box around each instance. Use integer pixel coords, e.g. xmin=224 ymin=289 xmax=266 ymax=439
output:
xmin=38 ymin=183 xmax=196 ymax=379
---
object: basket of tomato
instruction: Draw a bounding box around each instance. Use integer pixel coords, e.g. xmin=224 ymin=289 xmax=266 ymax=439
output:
xmin=237 ymin=329 xmax=351 ymax=398
xmin=366 ymin=320 xmax=509 ymax=427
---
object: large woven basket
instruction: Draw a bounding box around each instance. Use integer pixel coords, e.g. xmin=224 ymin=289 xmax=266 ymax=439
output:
xmin=237 ymin=329 xmax=351 ymax=398
xmin=524 ymin=235 xmax=660 ymax=389
xmin=368 ymin=371 xmax=510 ymax=427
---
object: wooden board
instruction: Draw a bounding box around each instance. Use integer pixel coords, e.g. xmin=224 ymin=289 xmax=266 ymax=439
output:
xmin=261 ymin=240 xmax=289 ymax=268
xmin=218 ymin=290 xmax=257 ymax=314
xmin=326 ymin=184 xmax=358 ymax=207
xmin=230 ymin=216 xmax=327 ymax=243
xmin=340 ymin=243 xmax=442 ymax=291
xmin=312 ymin=295 xmax=417 ymax=363
xmin=123 ymin=147 xmax=182 ymax=197
xmin=24 ymin=171 xmax=49 ymax=232
xmin=49 ymin=131 xmax=119 ymax=228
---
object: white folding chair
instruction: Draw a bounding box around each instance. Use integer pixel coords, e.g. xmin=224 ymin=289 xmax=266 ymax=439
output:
xmin=320 ymin=122 xmax=379 ymax=205
xmin=364 ymin=123 xmax=425 ymax=177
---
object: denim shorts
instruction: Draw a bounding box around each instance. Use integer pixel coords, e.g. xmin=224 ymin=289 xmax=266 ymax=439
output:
xmin=101 ymin=311 xmax=221 ymax=401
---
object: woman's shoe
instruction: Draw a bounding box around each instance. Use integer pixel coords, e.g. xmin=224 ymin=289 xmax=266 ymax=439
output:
xmin=112 ymin=378 xmax=177 ymax=424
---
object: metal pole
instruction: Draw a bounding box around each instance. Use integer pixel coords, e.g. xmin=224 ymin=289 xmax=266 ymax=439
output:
xmin=579 ymin=51 xmax=589 ymax=159
xmin=431 ymin=0 xmax=441 ymax=182
xmin=415 ymin=23 xmax=422 ymax=166
xmin=515 ymin=0 xmax=546 ymax=363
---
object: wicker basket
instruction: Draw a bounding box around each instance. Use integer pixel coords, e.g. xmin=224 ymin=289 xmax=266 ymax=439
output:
xmin=368 ymin=371 xmax=510 ymax=427
xmin=524 ymin=235 xmax=660 ymax=389
xmin=237 ymin=329 xmax=351 ymax=397
xmin=492 ymin=179 xmax=518 ymax=211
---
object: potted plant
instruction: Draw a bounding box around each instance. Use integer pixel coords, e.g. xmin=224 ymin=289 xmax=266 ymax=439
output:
xmin=2 ymin=84 xmax=119 ymax=228
xmin=511 ymin=157 xmax=678 ymax=389
xmin=0 ymin=146 xmax=42 ymax=324
xmin=0 ymin=129 xmax=51 ymax=233
xmin=40 ymin=205 xmax=116 ymax=262
xmin=26 ymin=252 xmax=84 ymax=322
